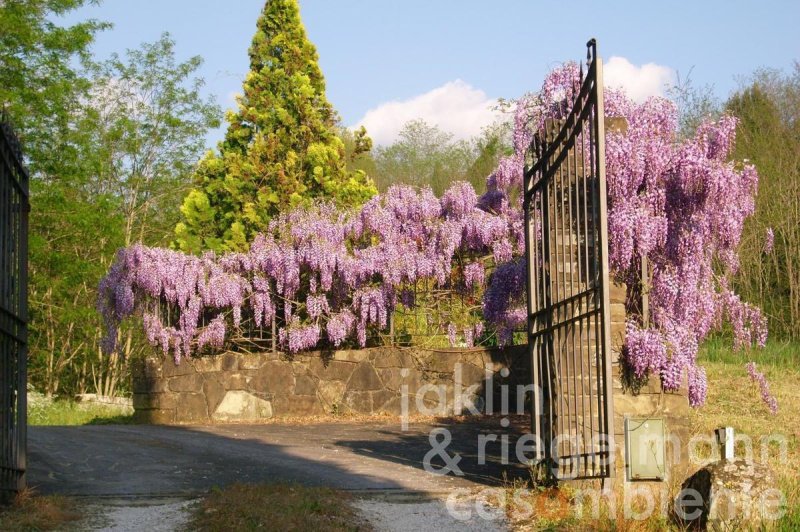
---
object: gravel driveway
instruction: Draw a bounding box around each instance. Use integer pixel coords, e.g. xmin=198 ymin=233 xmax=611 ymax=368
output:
xmin=29 ymin=419 xmax=526 ymax=530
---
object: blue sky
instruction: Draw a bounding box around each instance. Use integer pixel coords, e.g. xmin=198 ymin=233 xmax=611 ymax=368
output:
xmin=60 ymin=0 xmax=799 ymax=146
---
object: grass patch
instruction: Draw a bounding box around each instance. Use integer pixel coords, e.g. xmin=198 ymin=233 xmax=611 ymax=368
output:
xmin=699 ymin=335 xmax=800 ymax=368
xmin=28 ymin=399 xmax=134 ymax=426
xmin=187 ymin=483 xmax=368 ymax=531
xmin=0 ymin=490 xmax=81 ymax=531
xmin=690 ymin=358 xmax=800 ymax=529
xmin=502 ymin=341 xmax=800 ymax=530
xmin=501 ymin=481 xmax=676 ymax=531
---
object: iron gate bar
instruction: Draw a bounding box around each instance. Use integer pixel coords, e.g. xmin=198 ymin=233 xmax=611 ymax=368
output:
xmin=523 ymin=39 xmax=615 ymax=481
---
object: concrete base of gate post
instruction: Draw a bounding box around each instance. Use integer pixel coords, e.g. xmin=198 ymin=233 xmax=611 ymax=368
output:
xmin=675 ymin=459 xmax=782 ymax=530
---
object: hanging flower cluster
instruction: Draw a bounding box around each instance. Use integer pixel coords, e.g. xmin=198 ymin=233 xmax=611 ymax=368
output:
xmin=98 ymin=61 xmax=770 ymax=409
xmin=746 ymin=362 xmax=778 ymax=414
xmin=477 ymin=62 xmax=768 ymax=409
xmin=98 ymin=184 xmax=517 ymax=360
xmin=764 ymin=228 xmax=775 ymax=254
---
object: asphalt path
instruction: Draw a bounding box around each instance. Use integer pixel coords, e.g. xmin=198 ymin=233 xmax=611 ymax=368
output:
xmin=28 ymin=418 xmax=530 ymax=497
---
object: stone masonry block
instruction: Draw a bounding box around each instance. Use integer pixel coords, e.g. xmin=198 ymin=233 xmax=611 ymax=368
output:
xmin=168 ymin=373 xmax=204 ymax=393
xmin=347 ymin=362 xmax=383 ymax=391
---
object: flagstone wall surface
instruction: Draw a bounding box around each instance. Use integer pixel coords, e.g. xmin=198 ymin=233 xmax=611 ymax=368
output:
xmin=132 ymin=345 xmax=530 ymax=424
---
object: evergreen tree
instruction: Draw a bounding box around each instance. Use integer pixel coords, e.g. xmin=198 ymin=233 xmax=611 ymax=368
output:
xmin=175 ymin=0 xmax=376 ymax=253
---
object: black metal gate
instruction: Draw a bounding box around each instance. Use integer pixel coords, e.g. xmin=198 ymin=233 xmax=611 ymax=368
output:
xmin=0 ymin=111 xmax=28 ymax=500
xmin=523 ymin=40 xmax=615 ymax=480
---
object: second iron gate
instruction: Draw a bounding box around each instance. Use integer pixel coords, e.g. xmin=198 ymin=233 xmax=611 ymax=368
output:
xmin=0 ymin=110 xmax=28 ymax=501
xmin=523 ymin=40 xmax=615 ymax=481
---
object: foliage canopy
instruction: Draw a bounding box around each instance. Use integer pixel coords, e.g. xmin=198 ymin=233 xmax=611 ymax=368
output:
xmin=727 ymin=66 xmax=800 ymax=340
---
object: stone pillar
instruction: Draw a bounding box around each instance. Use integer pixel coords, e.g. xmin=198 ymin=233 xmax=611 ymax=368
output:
xmin=605 ymin=116 xmax=691 ymax=489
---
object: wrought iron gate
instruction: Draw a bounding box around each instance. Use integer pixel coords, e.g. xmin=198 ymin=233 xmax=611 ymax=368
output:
xmin=0 ymin=111 xmax=28 ymax=500
xmin=523 ymin=40 xmax=615 ymax=480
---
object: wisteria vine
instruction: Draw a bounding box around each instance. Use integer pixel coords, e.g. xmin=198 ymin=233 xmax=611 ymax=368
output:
xmin=98 ymin=184 xmax=516 ymax=362
xmin=98 ymin=62 xmax=772 ymax=409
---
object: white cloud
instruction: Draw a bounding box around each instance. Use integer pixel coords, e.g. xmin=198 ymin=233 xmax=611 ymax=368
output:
xmin=354 ymin=80 xmax=501 ymax=146
xmin=603 ymin=56 xmax=676 ymax=103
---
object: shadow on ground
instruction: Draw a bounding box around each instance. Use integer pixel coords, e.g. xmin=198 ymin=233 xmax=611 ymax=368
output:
xmin=27 ymin=416 xmax=532 ymax=498
xmin=335 ymin=416 xmax=532 ymax=487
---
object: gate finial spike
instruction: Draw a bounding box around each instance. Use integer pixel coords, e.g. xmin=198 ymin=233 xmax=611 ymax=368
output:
xmin=586 ymin=38 xmax=597 ymax=62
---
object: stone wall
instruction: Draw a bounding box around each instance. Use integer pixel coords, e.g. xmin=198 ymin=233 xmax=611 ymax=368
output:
xmin=132 ymin=279 xmax=691 ymax=482
xmin=132 ymin=345 xmax=529 ymax=424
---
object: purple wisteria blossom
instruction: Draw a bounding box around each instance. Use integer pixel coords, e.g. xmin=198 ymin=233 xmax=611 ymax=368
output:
xmin=447 ymin=323 xmax=458 ymax=347
xmin=463 ymin=262 xmax=485 ymax=289
xmin=506 ymin=63 xmax=768 ymax=408
xmin=98 ymin=61 xmax=769 ymax=409
xmin=98 ymin=181 xmax=515 ymax=358
xmin=463 ymin=326 xmax=474 ymax=348
xmin=746 ymin=362 xmax=778 ymax=414
xmin=764 ymin=228 xmax=775 ymax=254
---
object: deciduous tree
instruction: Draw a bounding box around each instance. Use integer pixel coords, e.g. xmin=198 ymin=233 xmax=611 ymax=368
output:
xmin=0 ymin=0 xmax=107 ymax=170
xmin=727 ymin=66 xmax=800 ymax=339
xmin=372 ymin=119 xmax=509 ymax=196
xmin=26 ymin=33 xmax=221 ymax=396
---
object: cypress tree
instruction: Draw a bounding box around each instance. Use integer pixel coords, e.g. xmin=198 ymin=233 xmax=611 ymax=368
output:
xmin=175 ymin=0 xmax=376 ymax=252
